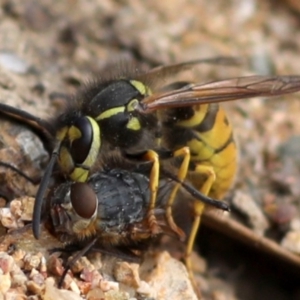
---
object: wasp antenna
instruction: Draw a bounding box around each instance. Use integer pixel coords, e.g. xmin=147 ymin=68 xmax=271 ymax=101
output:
xmin=0 ymin=102 xmax=55 ymax=137
xmin=180 ymin=179 xmax=230 ymax=211
xmin=162 ymin=169 xmax=230 ymax=211
xmin=32 ymin=144 xmax=60 ymax=239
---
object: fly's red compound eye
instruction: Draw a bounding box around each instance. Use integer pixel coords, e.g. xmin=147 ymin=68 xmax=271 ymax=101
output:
xmin=70 ymin=182 xmax=97 ymax=219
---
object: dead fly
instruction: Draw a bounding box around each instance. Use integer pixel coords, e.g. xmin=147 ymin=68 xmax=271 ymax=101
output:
xmin=45 ymin=166 xmax=229 ymax=287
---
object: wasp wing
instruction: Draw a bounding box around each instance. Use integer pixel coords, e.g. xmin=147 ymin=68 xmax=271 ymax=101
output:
xmin=137 ymin=56 xmax=241 ymax=89
xmin=138 ymin=75 xmax=300 ymax=113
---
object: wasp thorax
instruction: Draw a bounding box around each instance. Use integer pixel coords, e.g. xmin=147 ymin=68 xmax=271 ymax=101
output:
xmin=88 ymin=79 xmax=152 ymax=149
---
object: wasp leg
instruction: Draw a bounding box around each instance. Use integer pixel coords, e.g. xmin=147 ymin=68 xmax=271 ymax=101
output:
xmin=165 ymin=146 xmax=191 ymax=240
xmin=124 ymin=149 xmax=162 ymax=235
xmin=185 ymin=164 xmax=216 ymax=297
xmin=141 ymin=150 xmax=161 ymax=235
xmin=58 ymin=237 xmax=98 ymax=288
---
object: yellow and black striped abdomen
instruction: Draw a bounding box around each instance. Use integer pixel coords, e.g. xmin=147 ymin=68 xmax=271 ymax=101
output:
xmin=161 ymin=103 xmax=237 ymax=199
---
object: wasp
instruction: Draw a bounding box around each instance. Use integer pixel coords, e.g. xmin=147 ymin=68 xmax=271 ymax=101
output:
xmin=1 ymin=57 xmax=300 ymax=291
xmin=0 ymin=56 xmax=239 ymax=237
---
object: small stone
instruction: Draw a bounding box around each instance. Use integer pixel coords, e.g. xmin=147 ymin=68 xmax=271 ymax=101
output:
xmin=23 ymin=254 xmax=41 ymax=271
xmin=264 ymin=202 xmax=296 ymax=225
xmin=76 ymin=280 xmax=91 ymax=295
xmin=44 ymin=277 xmax=83 ymax=300
xmin=0 ymin=52 xmax=30 ymax=74
xmin=29 ymin=268 xmax=39 ymax=279
xmin=20 ymin=197 xmax=35 ymax=221
xmin=27 ymin=296 xmax=39 ymax=300
xmin=61 ymin=273 xmax=73 ymax=290
xmin=26 ymin=280 xmax=45 ymax=295
xmin=104 ymin=290 xmax=130 ymax=300
xmin=11 ymin=273 xmax=27 ymax=290
xmin=10 ymin=200 xmax=22 ymax=218
xmin=11 ymin=249 xmax=26 ymax=268
xmin=86 ymin=287 xmax=105 ymax=300
xmin=40 ymin=256 xmax=47 ymax=278
xmin=80 ymin=269 xmax=102 ymax=287
xmin=114 ymin=262 xmax=140 ymax=288
xmin=232 ymin=191 xmax=269 ymax=235
xmin=281 ymin=231 xmax=300 ymax=254
xmin=290 ymin=218 xmax=300 ymax=231
xmin=3 ymin=289 xmax=27 ymax=300
xmin=0 ymin=252 xmax=14 ymax=274
xmin=0 ymin=208 xmax=18 ymax=229
xmin=30 ymin=269 xmax=45 ymax=287
xmin=10 ymin=259 xmax=24 ymax=276
xmin=0 ymin=273 xmax=11 ymax=294
xmin=47 ymin=255 xmax=64 ymax=276
xmin=136 ymin=280 xmax=153 ymax=297
xmin=99 ymin=280 xmax=119 ymax=293
xmin=140 ymin=252 xmax=197 ymax=300
xmin=71 ymin=256 xmax=94 ymax=274
xmin=69 ymin=280 xmax=81 ymax=295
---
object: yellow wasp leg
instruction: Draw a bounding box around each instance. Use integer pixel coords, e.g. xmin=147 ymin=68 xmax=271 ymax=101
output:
xmin=142 ymin=150 xmax=161 ymax=235
xmin=185 ymin=164 xmax=216 ymax=297
xmin=165 ymin=146 xmax=191 ymax=240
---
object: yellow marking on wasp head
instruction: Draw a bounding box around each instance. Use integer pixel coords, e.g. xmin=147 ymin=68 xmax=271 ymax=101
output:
xmin=68 ymin=125 xmax=82 ymax=141
xmin=126 ymin=117 xmax=141 ymax=131
xmin=58 ymin=146 xmax=74 ymax=174
xmin=56 ymin=127 xmax=68 ymax=142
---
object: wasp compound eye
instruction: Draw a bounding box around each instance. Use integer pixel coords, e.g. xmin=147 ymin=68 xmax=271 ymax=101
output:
xmin=70 ymin=182 xmax=97 ymax=219
xmin=69 ymin=117 xmax=93 ymax=164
